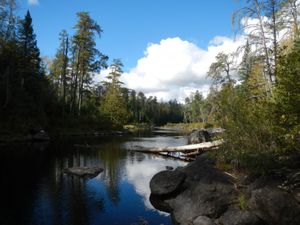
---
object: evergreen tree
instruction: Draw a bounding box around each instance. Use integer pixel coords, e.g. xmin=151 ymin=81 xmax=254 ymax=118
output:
xmin=50 ymin=30 xmax=69 ymax=109
xmin=239 ymin=40 xmax=253 ymax=82
xmin=17 ymin=10 xmax=42 ymax=96
xmin=70 ymin=12 xmax=108 ymax=116
xmin=100 ymin=59 xmax=129 ymax=127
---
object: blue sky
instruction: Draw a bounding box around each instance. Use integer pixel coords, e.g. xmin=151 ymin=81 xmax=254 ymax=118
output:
xmin=19 ymin=0 xmax=246 ymax=101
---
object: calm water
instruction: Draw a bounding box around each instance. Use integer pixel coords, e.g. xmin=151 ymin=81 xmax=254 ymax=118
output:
xmin=0 ymin=131 xmax=187 ymax=225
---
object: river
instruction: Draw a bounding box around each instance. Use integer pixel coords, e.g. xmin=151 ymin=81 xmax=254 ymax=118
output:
xmin=0 ymin=130 xmax=187 ymax=225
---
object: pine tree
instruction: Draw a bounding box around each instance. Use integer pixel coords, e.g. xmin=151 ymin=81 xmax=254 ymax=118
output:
xmin=17 ymin=10 xmax=42 ymax=97
xmin=50 ymin=30 xmax=69 ymax=106
xmin=100 ymin=59 xmax=129 ymax=127
xmin=70 ymin=11 xmax=108 ymax=116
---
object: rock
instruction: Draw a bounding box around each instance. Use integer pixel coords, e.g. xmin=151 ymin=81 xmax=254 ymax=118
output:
xmin=150 ymin=157 xmax=237 ymax=225
xmin=166 ymin=180 xmax=235 ymax=224
xmin=188 ymin=129 xmax=210 ymax=144
xmin=149 ymin=194 xmax=172 ymax=213
xmin=206 ymin=127 xmax=225 ymax=138
xmin=150 ymin=170 xmax=186 ymax=195
xmin=187 ymin=128 xmax=225 ymax=144
xmin=26 ymin=129 xmax=50 ymax=142
xmin=166 ymin=166 xmax=174 ymax=170
xmin=248 ymin=187 xmax=300 ymax=225
xmin=193 ymin=216 xmax=216 ymax=225
xmin=64 ymin=167 xmax=103 ymax=178
xmin=149 ymin=152 xmax=300 ymax=225
xmin=219 ymin=207 xmax=265 ymax=225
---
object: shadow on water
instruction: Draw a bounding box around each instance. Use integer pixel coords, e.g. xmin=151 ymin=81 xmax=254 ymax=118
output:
xmin=0 ymin=132 xmax=187 ymax=225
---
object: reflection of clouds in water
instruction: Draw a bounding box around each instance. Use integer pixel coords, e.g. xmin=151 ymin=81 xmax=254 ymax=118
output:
xmin=125 ymin=154 xmax=186 ymax=213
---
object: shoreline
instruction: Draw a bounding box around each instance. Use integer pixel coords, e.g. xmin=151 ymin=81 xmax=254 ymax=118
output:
xmin=149 ymin=153 xmax=300 ymax=225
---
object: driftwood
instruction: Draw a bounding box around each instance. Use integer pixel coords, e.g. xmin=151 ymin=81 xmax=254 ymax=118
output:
xmin=131 ymin=139 xmax=224 ymax=161
xmin=133 ymin=140 xmax=224 ymax=153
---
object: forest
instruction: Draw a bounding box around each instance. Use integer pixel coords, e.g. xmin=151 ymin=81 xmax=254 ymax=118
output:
xmin=0 ymin=5 xmax=184 ymax=132
xmin=0 ymin=0 xmax=299 ymax=172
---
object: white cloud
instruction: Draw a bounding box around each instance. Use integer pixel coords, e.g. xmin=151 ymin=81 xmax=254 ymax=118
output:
xmin=120 ymin=36 xmax=245 ymax=102
xmin=96 ymin=35 xmax=246 ymax=102
xmin=28 ymin=0 xmax=39 ymax=5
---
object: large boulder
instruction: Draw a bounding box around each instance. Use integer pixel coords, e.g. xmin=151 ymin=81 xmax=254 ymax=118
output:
xmin=187 ymin=128 xmax=225 ymax=144
xmin=248 ymin=187 xmax=300 ymax=225
xmin=188 ymin=129 xmax=210 ymax=144
xmin=149 ymin=153 xmax=300 ymax=225
xmin=150 ymin=156 xmax=237 ymax=225
xmin=167 ymin=181 xmax=235 ymax=225
xmin=150 ymin=170 xmax=186 ymax=195
xmin=219 ymin=207 xmax=266 ymax=225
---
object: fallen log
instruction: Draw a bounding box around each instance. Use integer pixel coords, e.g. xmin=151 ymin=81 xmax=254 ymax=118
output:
xmin=133 ymin=139 xmax=224 ymax=153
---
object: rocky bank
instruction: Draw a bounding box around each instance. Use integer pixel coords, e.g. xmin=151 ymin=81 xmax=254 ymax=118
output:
xmin=149 ymin=154 xmax=300 ymax=225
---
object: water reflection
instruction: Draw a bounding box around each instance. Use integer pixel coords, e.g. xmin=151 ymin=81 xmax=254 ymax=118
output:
xmin=125 ymin=153 xmax=186 ymax=211
xmin=0 ymin=133 xmax=187 ymax=225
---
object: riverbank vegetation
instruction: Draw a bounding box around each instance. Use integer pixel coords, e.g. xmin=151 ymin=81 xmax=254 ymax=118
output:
xmin=206 ymin=0 xmax=300 ymax=174
xmin=0 ymin=0 xmax=299 ymax=174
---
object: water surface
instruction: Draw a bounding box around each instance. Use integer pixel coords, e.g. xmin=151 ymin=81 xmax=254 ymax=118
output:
xmin=0 ymin=132 xmax=187 ymax=225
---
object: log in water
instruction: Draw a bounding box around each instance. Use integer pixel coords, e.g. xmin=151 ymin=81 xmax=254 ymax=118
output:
xmin=132 ymin=139 xmax=224 ymax=153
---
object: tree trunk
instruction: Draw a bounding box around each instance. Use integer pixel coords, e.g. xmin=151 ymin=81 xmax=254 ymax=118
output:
xmin=1 ymin=66 xmax=10 ymax=110
xmin=254 ymin=0 xmax=274 ymax=95
xmin=62 ymin=37 xmax=69 ymax=120
xmin=71 ymin=48 xmax=81 ymax=116
xmin=132 ymin=140 xmax=224 ymax=153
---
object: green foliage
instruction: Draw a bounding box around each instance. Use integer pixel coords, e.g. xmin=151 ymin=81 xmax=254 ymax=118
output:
xmin=238 ymin=194 xmax=247 ymax=211
xmin=100 ymin=59 xmax=129 ymax=128
xmin=207 ymin=52 xmax=235 ymax=85
xmin=0 ymin=9 xmax=52 ymax=132
xmin=214 ymin=79 xmax=277 ymax=173
xmin=184 ymin=91 xmax=210 ymax=124
xmin=274 ymin=38 xmax=300 ymax=152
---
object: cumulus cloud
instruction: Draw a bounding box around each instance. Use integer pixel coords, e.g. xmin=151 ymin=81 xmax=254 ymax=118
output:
xmin=121 ymin=36 xmax=245 ymax=102
xmin=96 ymin=35 xmax=246 ymax=102
xmin=28 ymin=0 xmax=39 ymax=5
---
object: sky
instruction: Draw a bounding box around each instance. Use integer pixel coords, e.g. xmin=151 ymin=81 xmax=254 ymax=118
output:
xmin=19 ymin=0 xmax=246 ymax=102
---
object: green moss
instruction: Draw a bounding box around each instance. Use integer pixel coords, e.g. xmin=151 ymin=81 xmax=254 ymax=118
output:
xmin=238 ymin=194 xmax=247 ymax=211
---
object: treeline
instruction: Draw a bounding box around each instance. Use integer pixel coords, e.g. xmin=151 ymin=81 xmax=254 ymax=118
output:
xmin=0 ymin=3 xmax=51 ymax=132
xmin=202 ymin=0 xmax=300 ymax=173
xmin=0 ymin=1 xmax=183 ymax=133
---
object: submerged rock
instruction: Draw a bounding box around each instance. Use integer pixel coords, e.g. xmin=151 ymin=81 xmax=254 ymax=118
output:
xmin=26 ymin=129 xmax=50 ymax=142
xmin=166 ymin=166 xmax=174 ymax=170
xmin=63 ymin=167 xmax=103 ymax=178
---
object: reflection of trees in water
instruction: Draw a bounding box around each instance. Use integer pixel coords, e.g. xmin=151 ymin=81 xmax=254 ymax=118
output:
xmin=0 ymin=143 xmax=50 ymax=225
xmin=98 ymin=141 xmax=127 ymax=205
xmin=28 ymin=144 xmax=106 ymax=225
